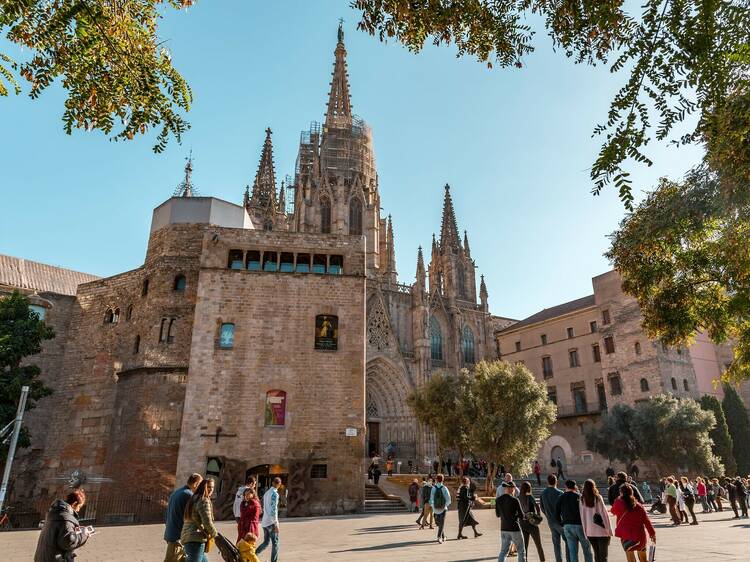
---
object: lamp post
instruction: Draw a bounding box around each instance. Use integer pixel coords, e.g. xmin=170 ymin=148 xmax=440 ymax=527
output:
xmin=0 ymin=386 xmax=30 ymax=511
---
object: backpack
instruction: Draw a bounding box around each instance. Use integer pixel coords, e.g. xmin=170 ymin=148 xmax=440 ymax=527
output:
xmin=215 ymin=533 xmax=241 ymax=562
xmin=433 ymin=486 xmax=447 ymax=510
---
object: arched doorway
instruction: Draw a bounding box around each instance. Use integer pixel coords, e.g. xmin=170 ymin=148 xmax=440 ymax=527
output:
xmin=551 ymin=446 xmax=566 ymax=472
xmin=246 ymin=463 xmax=288 ymax=501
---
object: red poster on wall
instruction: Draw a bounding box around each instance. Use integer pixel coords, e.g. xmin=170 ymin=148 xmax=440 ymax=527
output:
xmin=265 ymin=390 xmax=286 ymax=426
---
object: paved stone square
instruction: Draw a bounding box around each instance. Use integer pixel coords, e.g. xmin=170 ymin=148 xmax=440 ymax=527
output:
xmin=3 ymin=508 xmax=749 ymax=561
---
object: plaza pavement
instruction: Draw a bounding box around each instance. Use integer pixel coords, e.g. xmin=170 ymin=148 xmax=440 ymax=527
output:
xmin=2 ymin=507 xmax=749 ymax=561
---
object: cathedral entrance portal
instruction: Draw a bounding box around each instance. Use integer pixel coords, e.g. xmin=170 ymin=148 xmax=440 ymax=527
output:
xmin=367 ymin=421 xmax=380 ymax=458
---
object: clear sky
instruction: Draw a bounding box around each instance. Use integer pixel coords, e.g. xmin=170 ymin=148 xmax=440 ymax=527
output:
xmin=0 ymin=1 xmax=703 ymax=320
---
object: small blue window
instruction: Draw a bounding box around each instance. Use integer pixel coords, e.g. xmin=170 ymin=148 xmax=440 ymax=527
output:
xmin=219 ymin=323 xmax=235 ymax=348
xmin=246 ymin=250 xmax=261 ymax=271
xmin=29 ymin=304 xmax=46 ymax=321
xmin=174 ymin=274 xmax=187 ymax=291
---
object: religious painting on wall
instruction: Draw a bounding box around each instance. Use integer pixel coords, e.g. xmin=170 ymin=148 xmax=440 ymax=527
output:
xmin=314 ymin=314 xmax=338 ymax=350
xmin=265 ymin=390 xmax=287 ymax=426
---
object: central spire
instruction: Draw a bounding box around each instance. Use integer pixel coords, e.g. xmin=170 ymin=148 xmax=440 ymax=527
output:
xmin=250 ymin=127 xmax=277 ymax=209
xmin=439 ymin=184 xmax=461 ymax=253
xmin=325 ymin=21 xmax=353 ymax=129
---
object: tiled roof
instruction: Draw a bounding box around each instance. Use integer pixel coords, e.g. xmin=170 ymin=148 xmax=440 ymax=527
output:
xmin=498 ymin=294 xmax=596 ymax=333
xmin=0 ymin=254 xmax=99 ymax=296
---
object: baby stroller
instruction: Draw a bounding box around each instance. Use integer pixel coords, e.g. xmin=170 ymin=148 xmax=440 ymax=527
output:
xmin=216 ymin=533 xmax=241 ymax=562
xmin=649 ymin=496 xmax=667 ymax=514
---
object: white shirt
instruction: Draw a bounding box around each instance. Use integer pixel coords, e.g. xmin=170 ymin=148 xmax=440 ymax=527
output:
xmin=233 ymin=486 xmax=247 ymax=518
xmin=260 ymin=487 xmax=280 ymax=528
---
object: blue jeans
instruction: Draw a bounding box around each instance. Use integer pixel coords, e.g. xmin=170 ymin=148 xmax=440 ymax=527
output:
xmin=548 ymin=523 xmax=570 ymax=562
xmin=434 ymin=510 xmax=447 ymax=539
xmin=563 ymin=524 xmax=593 ymax=562
xmin=498 ymin=530 xmax=526 ymax=562
xmin=183 ymin=542 xmax=208 ymax=562
xmin=256 ymin=524 xmax=280 ymax=562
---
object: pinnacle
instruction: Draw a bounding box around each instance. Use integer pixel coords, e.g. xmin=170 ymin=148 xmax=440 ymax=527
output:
xmin=439 ymin=183 xmax=460 ymax=253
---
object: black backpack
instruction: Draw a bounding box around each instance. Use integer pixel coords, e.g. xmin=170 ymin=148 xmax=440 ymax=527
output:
xmin=215 ymin=533 xmax=241 ymax=562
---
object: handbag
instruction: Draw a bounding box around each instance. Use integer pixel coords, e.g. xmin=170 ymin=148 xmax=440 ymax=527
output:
xmin=205 ymin=536 xmax=215 ymax=553
xmin=593 ymin=512 xmax=606 ymax=528
xmin=524 ymin=511 xmax=543 ymax=526
xmin=648 ymin=544 xmax=656 ymax=562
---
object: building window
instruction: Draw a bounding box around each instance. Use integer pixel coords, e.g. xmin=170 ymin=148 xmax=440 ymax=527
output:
xmin=567 ymin=327 xmax=574 ymax=339
xmin=596 ymin=380 xmax=607 ymax=411
xmin=541 ymin=334 xmax=547 ymax=345
xmin=160 ymin=317 xmax=176 ymax=343
xmin=279 ymin=252 xmax=294 ymax=272
xmin=430 ymin=317 xmax=443 ymax=362
xmin=640 ymin=378 xmax=649 ymax=392
xmin=569 ymin=349 xmax=580 ymax=368
xmin=263 ymin=219 xmax=273 ymax=231
xmin=173 ymin=274 xmax=187 ymax=291
xmin=246 ymin=250 xmax=262 ymax=271
xmin=671 ymin=377 xmax=677 ymax=391
xmin=515 ymin=341 xmax=521 ymax=352
xmin=311 ymin=464 xmax=328 ymax=479
xmin=126 ymin=304 xmax=134 ymax=321
xmin=462 ymin=326 xmax=475 ymax=364
xmin=167 ymin=318 xmax=176 ymax=343
xmin=590 ymin=320 xmax=598 ymax=333
xmin=105 ymin=308 xmax=120 ymax=324
xmin=29 ymin=304 xmax=46 ymax=321
xmin=609 ymin=372 xmax=623 ymax=396
xmin=219 ymin=323 xmax=235 ymax=348
xmin=228 ymin=249 xmax=244 ymax=269
xmin=602 ymin=309 xmax=611 ymax=325
xmin=263 ymin=252 xmax=278 ymax=272
xmin=677 ymin=347 xmax=683 ymax=355
xmin=572 ymin=383 xmax=587 ymax=414
xmin=542 ymin=356 xmax=554 ymax=379
xmin=312 ymin=255 xmax=327 ymax=274
xmin=329 ymin=255 xmax=343 ymax=275
xmin=456 ymin=263 xmax=466 ymax=298
xmin=603 ymin=336 xmax=615 ymax=354
xmin=142 ymin=278 xmax=149 ymax=296
xmin=296 ymin=253 xmax=310 ymax=273
xmin=547 ymin=386 xmax=557 ymax=405
xmin=349 ymin=197 xmax=363 ymax=236
xmin=320 ymin=197 xmax=332 ymax=234
xmin=683 ymin=378 xmax=689 ymax=391
xmin=635 ymin=341 xmax=642 ymax=355
xmin=315 ymin=315 xmax=338 ymax=350
xmin=592 ymin=344 xmax=601 ymax=363
xmin=133 ymin=335 xmax=140 ymax=355
xmin=265 ymin=390 xmax=287 ymax=426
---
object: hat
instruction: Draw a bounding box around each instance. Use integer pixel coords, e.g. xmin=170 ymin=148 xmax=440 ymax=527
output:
xmin=502 ymin=481 xmax=516 ymax=488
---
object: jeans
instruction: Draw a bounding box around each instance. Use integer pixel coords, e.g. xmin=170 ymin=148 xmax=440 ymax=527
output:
xmin=588 ymin=536 xmax=610 ymax=562
xmin=547 ymin=523 xmax=570 ymax=562
xmin=521 ymin=522 xmax=545 ymax=561
xmin=498 ymin=530 xmax=526 ymax=562
xmin=434 ymin=511 xmax=447 ymax=539
xmin=563 ymin=524 xmax=593 ymax=562
xmin=183 ymin=542 xmax=207 ymax=562
xmin=418 ymin=503 xmax=434 ymax=527
xmin=256 ymin=525 xmax=280 ymax=562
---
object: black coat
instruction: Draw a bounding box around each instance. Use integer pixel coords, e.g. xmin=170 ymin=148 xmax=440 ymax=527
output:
xmin=34 ymin=500 xmax=89 ymax=562
xmin=457 ymin=485 xmax=478 ymax=527
xmin=607 ymin=479 xmax=644 ymax=506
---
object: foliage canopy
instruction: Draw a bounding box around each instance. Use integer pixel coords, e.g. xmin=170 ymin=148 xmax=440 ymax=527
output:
xmin=699 ymin=394 xmax=737 ymax=476
xmin=585 ymin=403 xmax=641 ymax=467
xmin=722 ymin=383 xmax=750 ymax=474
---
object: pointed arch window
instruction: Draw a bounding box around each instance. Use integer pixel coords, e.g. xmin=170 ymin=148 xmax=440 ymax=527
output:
xmin=430 ymin=316 xmax=443 ymax=362
xmin=462 ymin=325 xmax=475 ymax=364
xmin=457 ymin=263 xmax=466 ymax=297
xmin=349 ymin=197 xmax=363 ymax=236
xmin=321 ymin=196 xmax=332 ymax=234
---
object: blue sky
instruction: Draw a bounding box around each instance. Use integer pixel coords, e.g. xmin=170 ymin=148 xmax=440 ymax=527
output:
xmin=0 ymin=1 xmax=703 ymax=320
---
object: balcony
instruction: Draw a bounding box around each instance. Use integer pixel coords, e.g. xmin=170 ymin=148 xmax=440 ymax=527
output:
xmin=554 ymin=403 xmax=606 ymax=419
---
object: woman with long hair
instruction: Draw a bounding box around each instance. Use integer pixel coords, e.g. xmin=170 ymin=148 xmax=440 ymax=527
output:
xmin=181 ymin=478 xmax=218 ymax=562
xmin=611 ymin=484 xmax=656 ymax=562
xmin=238 ymin=478 xmax=262 ymax=542
xmin=580 ymin=479 xmax=612 ymax=562
xmin=679 ymin=476 xmax=698 ymax=525
xmin=518 ymin=480 xmax=545 ymax=561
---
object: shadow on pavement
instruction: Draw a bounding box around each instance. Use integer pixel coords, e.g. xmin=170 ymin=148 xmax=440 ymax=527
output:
xmin=330 ymin=539 xmax=441 ymax=552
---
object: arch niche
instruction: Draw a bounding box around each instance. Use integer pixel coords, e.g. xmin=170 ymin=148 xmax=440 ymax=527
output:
xmin=365 ymin=358 xmax=416 ymax=462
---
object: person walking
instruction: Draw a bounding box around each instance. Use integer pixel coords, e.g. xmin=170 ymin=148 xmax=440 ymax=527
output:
xmin=238 ymin=486 xmax=262 ymax=542
xmin=181 ymin=478 xmax=218 ymax=562
xmin=373 ymin=464 xmax=382 ymax=485
xmin=234 ymin=475 xmax=256 ymax=526
xmin=408 ymin=478 xmax=420 ymax=513
xmin=679 ymin=477 xmax=698 ymax=524
xmin=417 ymin=477 xmax=434 ymax=529
xmin=554 ymin=480 xmax=593 ymax=562
xmin=607 ymin=472 xmax=643 ymax=506
xmin=726 ymin=477 xmax=740 ymax=518
xmin=534 ymin=461 xmax=542 ymax=487
xmin=457 ymin=476 xmax=483 ymax=539
xmin=735 ymin=478 xmax=749 ymax=518
xmin=611 ymin=484 xmax=656 ymax=562
xmin=664 ymin=477 xmax=681 ymax=524
xmin=164 ymin=473 xmax=203 ymax=561
xmin=386 ymin=456 xmax=394 ymax=477
xmin=540 ymin=474 xmax=570 ymax=562
xmin=696 ymin=477 xmax=709 ymax=512
xmin=639 ymin=481 xmax=652 ymax=504
xmin=256 ymin=477 xmax=282 ymax=562
xmin=519 ymin=481 xmax=545 ymax=561
xmin=711 ymin=478 xmax=723 ymax=512
xmin=430 ymin=473 xmax=452 ymax=544
xmin=34 ymin=488 xmax=92 ymax=562
xmin=446 ymin=457 xmax=453 ymax=477
xmin=579 ymin=479 xmax=612 ymax=562
xmin=497 ymin=472 xmax=514 ymax=497
xmin=556 ymin=458 xmax=565 ymax=480
xmin=496 ymin=481 xmax=527 ymax=562
xmin=629 ymin=465 xmax=639 ymax=480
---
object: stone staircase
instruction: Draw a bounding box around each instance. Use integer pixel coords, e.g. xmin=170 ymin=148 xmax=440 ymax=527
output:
xmin=364 ymin=484 xmax=409 ymax=513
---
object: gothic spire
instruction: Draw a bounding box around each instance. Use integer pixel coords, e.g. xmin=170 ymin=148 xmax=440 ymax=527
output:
xmin=387 ymin=215 xmax=397 ymax=274
xmin=480 ymin=274 xmax=489 ymax=312
xmin=416 ymin=245 xmax=426 ymax=286
xmin=278 ymin=179 xmax=286 ymax=212
xmin=431 ymin=233 xmax=438 ymax=261
xmin=325 ymin=21 xmax=353 ymax=129
xmin=243 ymin=185 xmax=250 ymax=209
xmin=439 ymin=184 xmax=460 ymax=253
xmin=463 ymin=230 xmax=471 ymax=258
xmin=250 ymin=127 xmax=277 ymax=209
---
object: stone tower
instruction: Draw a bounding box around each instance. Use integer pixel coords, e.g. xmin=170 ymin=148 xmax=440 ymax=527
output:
xmin=244 ymin=127 xmax=287 ymax=231
xmin=292 ymin=23 xmax=383 ymax=276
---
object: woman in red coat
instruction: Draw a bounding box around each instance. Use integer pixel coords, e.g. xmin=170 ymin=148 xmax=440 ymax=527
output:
xmin=237 ymin=486 xmax=262 ymax=542
xmin=611 ymin=484 xmax=656 ymax=562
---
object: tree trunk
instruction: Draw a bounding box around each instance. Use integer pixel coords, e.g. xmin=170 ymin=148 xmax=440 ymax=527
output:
xmin=485 ymin=462 xmax=498 ymax=496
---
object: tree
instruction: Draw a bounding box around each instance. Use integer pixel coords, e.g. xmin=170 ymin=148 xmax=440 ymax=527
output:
xmin=0 ymin=1 xmax=193 ymax=152
xmin=722 ymin=384 xmax=750 ymax=475
xmin=0 ymin=291 xmax=55 ymax=458
xmin=355 ymin=1 xmax=750 ymax=208
xmin=699 ymin=394 xmax=737 ymax=476
xmin=630 ymin=394 xmax=723 ymax=475
xmin=585 ymin=403 xmax=641 ymax=469
xmin=406 ymin=370 xmax=472 ymax=474
xmin=464 ymin=361 xmax=556 ymax=493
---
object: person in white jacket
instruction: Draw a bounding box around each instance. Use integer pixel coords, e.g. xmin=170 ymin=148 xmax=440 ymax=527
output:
xmin=256 ymin=477 xmax=282 ymax=562
xmin=233 ymin=475 xmax=257 ymax=538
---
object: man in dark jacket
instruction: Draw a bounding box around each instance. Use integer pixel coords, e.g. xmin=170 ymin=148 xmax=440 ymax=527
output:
xmin=554 ymin=480 xmax=593 ymax=562
xmin=164 ymin=472 xmax=203 ymax=562
xmin=540 ymin=474 xmax=569 ymax=562
xmin=34 ymin=489 xmax=91 ymax=562
xmin=408 ymin=479 xmax=420 ymax=512
xmin=607 ymin=471 xmax=643 ymax=506
xmin=496 ymin=481 xmax=526 ymax=562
